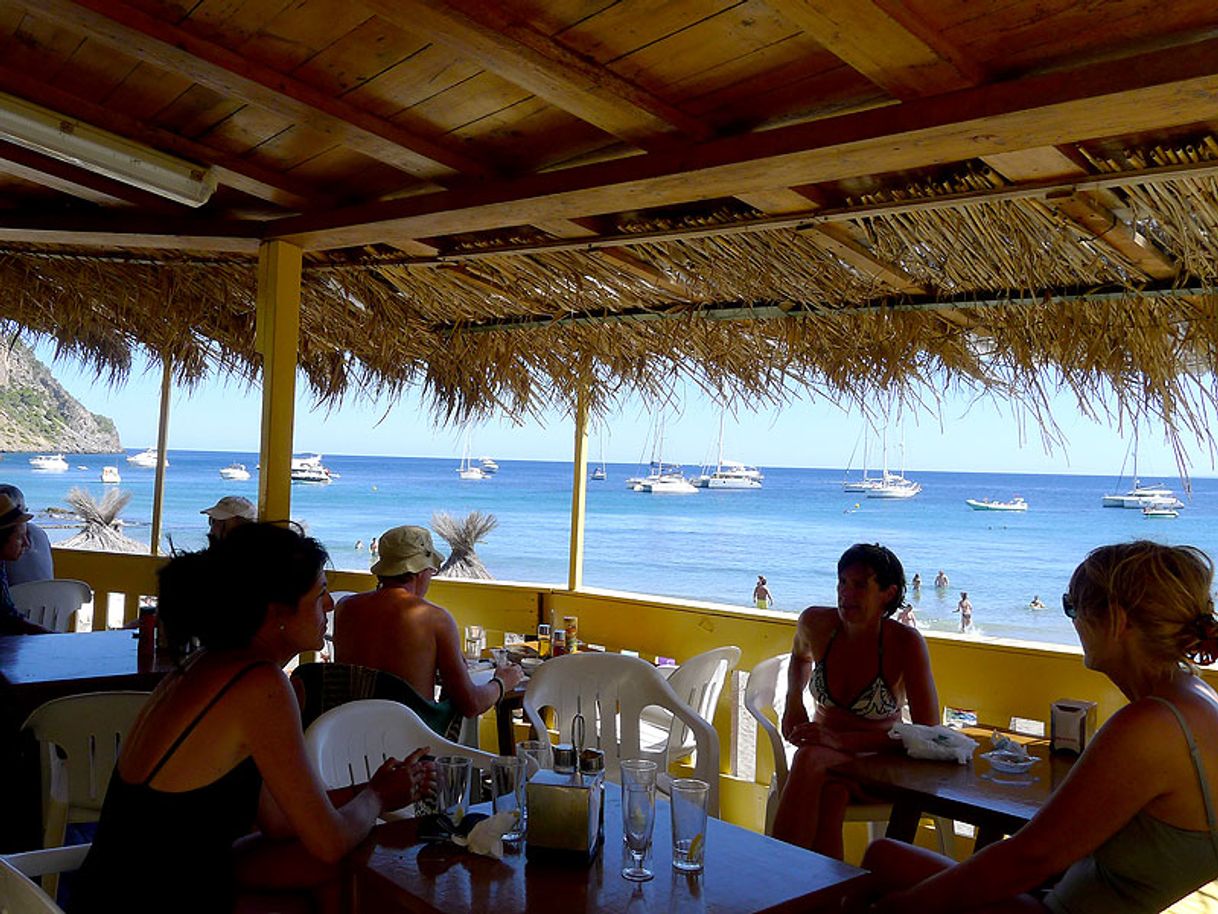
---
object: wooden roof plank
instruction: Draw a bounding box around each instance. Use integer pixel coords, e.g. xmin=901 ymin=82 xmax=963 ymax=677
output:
xmin=268 ymin=35 xmax=1218 ymax=248
xmin=362 ymin=0 xmax=712 ymax=144
xmin=17 ymin=0 xmax=491 ymax=180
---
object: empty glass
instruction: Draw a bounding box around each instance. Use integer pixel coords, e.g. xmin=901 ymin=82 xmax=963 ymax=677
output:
xmin=515 ymin=739 xmax=552 ymax=778
xmin=620 ymin=759 xmax=657 ymax=882
xmin=670 ymin=778 xmax=709 ymax=873
xmin=492 ymin=755 xmax=528 ymax=842
xmin=435 ymin=755 xmax=472 ymax=826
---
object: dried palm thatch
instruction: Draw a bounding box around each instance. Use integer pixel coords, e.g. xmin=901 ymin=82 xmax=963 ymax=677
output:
xmin=58 ymin=488 xmax=147 ymax=553
xmin=432 ymin=511 xmax=498 ymax=580
xmin=3 ymin=138 xmax=1218 ymax=465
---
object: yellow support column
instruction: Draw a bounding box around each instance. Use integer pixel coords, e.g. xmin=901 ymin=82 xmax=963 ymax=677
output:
xmin=255 ymin=240 xmax=302 ymax=523
xmin=148 ymin=359 xmax=172 ymax=557
xmin=568 ymin=390 xmax=590 ymax=591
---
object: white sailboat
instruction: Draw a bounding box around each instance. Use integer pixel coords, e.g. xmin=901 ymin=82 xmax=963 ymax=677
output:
xmin=866 ymin=429 xmax=921 ymax=499
xmin=692 ymin=412 xmax=762 ymax=489
xmin=457 ymin=431 xmax=486 ymax=480
xmin=842 ymin=432 xmax=882 ymax=493
xmin=591 ymin=433 xmax=607 ymax=481
xmin=1101 ymin=437 xmax=1183 ymax=509
xmin=628 ymin=418 xmax=697 ymax=494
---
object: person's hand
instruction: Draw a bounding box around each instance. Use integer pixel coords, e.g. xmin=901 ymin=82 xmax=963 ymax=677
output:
xmin=495 ymin=662 xmax=525 ymax=692
xmin=369 ymin=748 xmax=436 ymax=812
xmin=786 ymin=722 xmax=842 ymax=750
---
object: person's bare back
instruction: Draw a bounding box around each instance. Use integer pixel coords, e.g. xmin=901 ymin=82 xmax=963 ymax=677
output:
xmin=333 ymin=588 xmax=442 ymax=699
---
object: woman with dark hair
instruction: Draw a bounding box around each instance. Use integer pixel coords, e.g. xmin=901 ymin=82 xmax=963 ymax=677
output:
xmin=70 ymin=523 xmax=435 ymax=914
xmin=772 ymin=543 xmax=939 ymax=857
xmin=0 ymin=492 xmax=49 ymax=635
xmin=862 ymin=541 xmax=1218 ymax=914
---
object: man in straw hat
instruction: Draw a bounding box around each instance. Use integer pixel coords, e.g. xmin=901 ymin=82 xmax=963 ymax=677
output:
xmin=0 ymin=484 xmax=52 ymax=586
xmin=333 ymin=525 xmax=524 ymax=734
xmin=0 ymin=493 xmax=50 ymax=634
xmin=200 ymin=495 xmax=256 ymax=546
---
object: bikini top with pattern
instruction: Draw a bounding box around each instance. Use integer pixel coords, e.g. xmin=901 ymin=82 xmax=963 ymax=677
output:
xmin=809 ymin=624 xmax=901 ymax=720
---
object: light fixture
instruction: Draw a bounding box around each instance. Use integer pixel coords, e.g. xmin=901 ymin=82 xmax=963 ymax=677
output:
xmin=0 ymin=90 xmax=217 ymax=207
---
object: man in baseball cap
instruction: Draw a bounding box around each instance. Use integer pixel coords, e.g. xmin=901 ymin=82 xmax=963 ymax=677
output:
xmin=201 ymin=495 xmax=256 ymax=546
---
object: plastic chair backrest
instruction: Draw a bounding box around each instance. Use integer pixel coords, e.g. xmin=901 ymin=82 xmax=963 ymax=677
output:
xmin=0 ymin=855 xmax=67 ymax=914
xmin=304 ymin=699 xmax=497 ymax=791
xmin=22 ymin=691 xmax=151 ymax=848
xmin=523 ymin=653 xmax=721 ymax=815
xmin=659 ymin=646 xmax=741 ymax=760
xmin=9 ymin=580 xmax=92 ymax=632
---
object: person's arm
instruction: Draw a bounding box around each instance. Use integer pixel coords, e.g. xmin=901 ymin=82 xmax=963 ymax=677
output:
xmin=781 ymin=608 xmax=819 ymax=739
xmin=240 ymin=666 xmax=429 ymax=863
xmin=872 ymin=701 xmax=1178 ymax=913
xmin=433 ymin=609 xmax=523 ymax=717
xmin=0 ymin=610 xmax=51 ymax=635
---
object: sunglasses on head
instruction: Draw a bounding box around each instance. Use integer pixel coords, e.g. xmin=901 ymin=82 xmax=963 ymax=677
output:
xmin=1061 ymin=592 xmax=1077 ymax=619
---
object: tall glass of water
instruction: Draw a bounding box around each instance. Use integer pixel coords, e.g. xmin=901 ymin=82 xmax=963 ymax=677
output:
xmin=492 ymin=755 xmax=528 ymax=842
xmin=670 ymin=778 xmax=709 ymax=873
xmin=620 ymin=758 xmax=657 ymax=882
xmin=435 ymin=755 xmax=472 ymax=826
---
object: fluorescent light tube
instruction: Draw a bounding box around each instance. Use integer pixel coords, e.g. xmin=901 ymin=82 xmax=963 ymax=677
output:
xmin=0 ymin=91 xmax=217 ymax=207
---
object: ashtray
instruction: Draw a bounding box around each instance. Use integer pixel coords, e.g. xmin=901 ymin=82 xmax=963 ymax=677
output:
xmin=520 ymin=657 xmax=543 ymax=676
xmin=980 ymin=749 xmax=1039 ymax=775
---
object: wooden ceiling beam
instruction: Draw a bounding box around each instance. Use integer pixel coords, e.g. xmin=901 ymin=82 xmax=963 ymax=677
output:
xmin=268 ymin=34 xmax=1218 ymax=249
xmin=0 ymin=61 xmax=320 ymax=211
xmin=777 ymin=0 xmax=979 ymax=99
xmin=984 ymin=146 xmax=1178 ymax=280
xmin=19 ymin=0 xmax=490 ymax=181
xmin=0 ymin=212 xmax=259 ymax=252
xmin=362 ymin=0 xmax=711 ymax=146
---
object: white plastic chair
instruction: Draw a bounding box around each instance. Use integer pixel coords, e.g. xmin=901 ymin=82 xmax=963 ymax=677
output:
xmin=523 ymin=653 xmax=721 ymax=815
xmin=21 ymin=691 xmax=148 ymax=897
xmin=639 ymin=646 xmax=740 ymax=768
xmin=0 ymin=845 xmax=89 ymax=913
xmin=744 ymin=653 xmax=953 ymax=853
xmin=10 ymin=580 xmax=92 ymax=632
xmin=304 ymin=698 xmax=497 ymax=796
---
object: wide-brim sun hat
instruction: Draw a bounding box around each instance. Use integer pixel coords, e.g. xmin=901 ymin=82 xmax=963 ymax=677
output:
xmin=371 ymin=525 xmax=445 ymax=576
xmin=0 ymin=493 xmax=33 ymax=530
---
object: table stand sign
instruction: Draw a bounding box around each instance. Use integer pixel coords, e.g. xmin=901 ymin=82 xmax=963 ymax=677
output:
xmin=1050 ymin=700 xmax=1097 ymax=754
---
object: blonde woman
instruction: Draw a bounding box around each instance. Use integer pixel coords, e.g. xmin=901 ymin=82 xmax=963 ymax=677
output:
xmin=863 ymin=541 xmax=1218 ymax=914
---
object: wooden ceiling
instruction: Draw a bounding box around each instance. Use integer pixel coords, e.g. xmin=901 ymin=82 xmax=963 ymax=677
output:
xmin=0 ymin=0 xmax=1217 ymax=268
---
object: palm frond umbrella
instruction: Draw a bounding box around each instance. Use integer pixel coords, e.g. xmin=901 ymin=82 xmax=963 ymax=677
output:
xmin=57 ymin=487 xmax=147 ymax=553
xmin=432 ymin=511 xmax=497 ymax=580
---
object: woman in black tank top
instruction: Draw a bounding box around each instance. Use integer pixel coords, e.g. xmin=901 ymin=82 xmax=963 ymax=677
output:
xmin=69 ymin=523 xmax=435 ymax=914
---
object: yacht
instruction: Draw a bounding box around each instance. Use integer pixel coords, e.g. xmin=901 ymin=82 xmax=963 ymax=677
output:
xmin=28 ymin=454 xmax=69 ymax=471
xmin=220 ymin=463 xmax=251 ymax=481
xmin=100 ymin=465 xmax=121 ymax=484
xmin=691 ymin=413 xmax=763 ymax=489
xmin=478 ymin=456 xmax=499 ymax=474
xmin=639 ymin=469 xmax=698 ymax=494
xmin=966 ymin=496 xmax=1028 ymax=512
xmin=126 ymin=448 xmax=165 ymax=468
xmin=1101 ymin=480 xmax=1184 ymax=510
xmin=291 ymin=454 xmax=332 ymax=483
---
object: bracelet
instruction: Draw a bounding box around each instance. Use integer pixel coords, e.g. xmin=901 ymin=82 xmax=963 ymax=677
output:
xmin=490 ymin=675 xmax=505 ymax=704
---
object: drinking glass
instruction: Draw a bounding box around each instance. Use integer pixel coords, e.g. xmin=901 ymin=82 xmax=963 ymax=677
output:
xmin=515 ymin=739 xmax=552 ymax=778
xmin=492 ymin=755 xmax=528 ymax=842
xmin=620 ymin=759 xmax=657 ymax=882
xmin=669 ymin=778 xmax=709 ymax=873
xmin=435 ymin=755 xmax=472 ymax=826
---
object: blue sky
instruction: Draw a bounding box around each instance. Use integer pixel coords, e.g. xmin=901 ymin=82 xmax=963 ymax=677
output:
xmin=32 ymin=340 xmax=1208 ymax=478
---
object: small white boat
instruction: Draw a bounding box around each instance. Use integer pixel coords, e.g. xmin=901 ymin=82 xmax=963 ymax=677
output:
xmin=966 ymin=496 xmax=1028 ymax=512
xmin=28 ymin=454 xmax=68 ymax=471
xmin=640 ymin=474 xmax=698 ymax=494
xmin=457 ymin=432 xmax=486 ymax=480
xmin=591 ymin=465 xmax=607 ymax=481
xmin=291 ymin=455 xmax=332 ymax=483
xmin=100 ymin=466 xmax=121 ymax=484
xmin=220 ymin=463 xmax=251 ymax=481
xmin=478 ymin=456 xmax=499 ymax=474
xmin=126 ymin=448 xmax=165 ymax=468
xmin=1143 ymin=505 xmax=1179 ymax=518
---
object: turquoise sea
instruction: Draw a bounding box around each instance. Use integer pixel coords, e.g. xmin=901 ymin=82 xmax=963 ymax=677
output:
xmin=10 ymin=449 xmax=1218 ymax=647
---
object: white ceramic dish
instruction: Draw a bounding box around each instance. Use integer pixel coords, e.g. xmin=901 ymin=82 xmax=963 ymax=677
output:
xmin=980 ymin=749 xmax=1039 ymax=775
xmin=520 ymin=657 xmax=543 ymax=676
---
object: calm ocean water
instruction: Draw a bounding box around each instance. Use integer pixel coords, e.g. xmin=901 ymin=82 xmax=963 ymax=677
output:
xmin=11 ymin=449 xmax=1218 ymax=647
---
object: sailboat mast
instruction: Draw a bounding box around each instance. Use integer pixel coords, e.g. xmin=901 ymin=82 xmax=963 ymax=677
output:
xmin=717 ymin=410 xmax=725 ymax=473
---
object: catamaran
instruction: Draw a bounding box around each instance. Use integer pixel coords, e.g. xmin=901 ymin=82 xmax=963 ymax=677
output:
xmin=627 ymin=418 xmax=697 ymax=494
xmin=692 ymin=412 xmax=762 ymax=489
xmin=1101 ymin=437 xmax=1184 ymax=509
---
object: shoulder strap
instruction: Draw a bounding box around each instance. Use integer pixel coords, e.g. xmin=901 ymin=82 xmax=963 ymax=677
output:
xmin=144 ymin=661 xmax=269 ymax=785
xmin=1147 ymin=695 xmax=1218 ymax=860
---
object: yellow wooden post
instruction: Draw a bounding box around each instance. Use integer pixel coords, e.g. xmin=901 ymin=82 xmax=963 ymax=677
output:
xmin=148 ymin=359 xmax=172 ymax=557
xmin=255 ymin=240 xmax=302 ymax=523
xmin=568 ymin=390 xmax=590 ymax=591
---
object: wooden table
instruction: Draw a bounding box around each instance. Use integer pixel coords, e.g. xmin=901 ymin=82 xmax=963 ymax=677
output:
xmin=0 ymin=630 xmax=175 ymax=851
xmin=831 ymin=735 xmax=1074 ymax=850
xmin=353 ymin=782 xmax=868 ymax=913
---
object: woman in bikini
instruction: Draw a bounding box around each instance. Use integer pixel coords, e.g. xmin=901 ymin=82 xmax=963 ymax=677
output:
xmin=69 ymin=523 xmax=436 ymax=914
xmin=860 ymin=541 xmax=1218 ymax=914
xmin=772 ymin=543 xmax=939 ymax=857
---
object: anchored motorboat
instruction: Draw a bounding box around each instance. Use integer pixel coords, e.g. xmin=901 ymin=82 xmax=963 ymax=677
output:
xmin=220 ymin=463 xmax=251 ymax=481
xmin=966 ymin=496 xmax=1028 ymax=512
xmin=100 ymin=465 xmax=121 ymax=484
xmin=28 ymin=454 xmax=68 ymax=471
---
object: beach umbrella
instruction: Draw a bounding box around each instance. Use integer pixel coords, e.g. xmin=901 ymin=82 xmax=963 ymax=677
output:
xmin=56 ymin=488 xmax=147 ymax=554
xmin=432 ymin=511 xmax=497 ymax=580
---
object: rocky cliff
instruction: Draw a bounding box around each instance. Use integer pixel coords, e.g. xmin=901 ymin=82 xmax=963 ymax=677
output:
xmin=0 ymin=339 xmax=122 ymax=453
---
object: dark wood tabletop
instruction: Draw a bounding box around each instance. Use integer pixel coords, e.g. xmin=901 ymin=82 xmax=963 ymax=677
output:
xmin=353 ymin=782 xmax=868 ymax=914
xmin=831 ymin=733 xmax=1075 ymax=850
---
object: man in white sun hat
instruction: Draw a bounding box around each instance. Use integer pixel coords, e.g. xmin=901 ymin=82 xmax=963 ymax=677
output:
xmin=0 ymin=492 xmax=50 ymax=634
xmin=200 ymin=495 xmax=256 ymax=547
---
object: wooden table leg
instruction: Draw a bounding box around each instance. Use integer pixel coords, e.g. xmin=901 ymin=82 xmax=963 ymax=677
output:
xmin=883 ymin=803 xmax=922 ymax=843
xmin=495 ymin=703 xmax=515 ymax=755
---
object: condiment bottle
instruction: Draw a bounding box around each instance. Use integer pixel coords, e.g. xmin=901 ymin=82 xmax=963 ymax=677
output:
xmin=563 ymin=615 xmax=579 ymax=652
xmin=552 ymin=629 xmax=567 ymax=656
xmin=137 ymin=606 xmax=157 ymax=665
xmin=537 ymin=623 xmax=552 ymax=658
